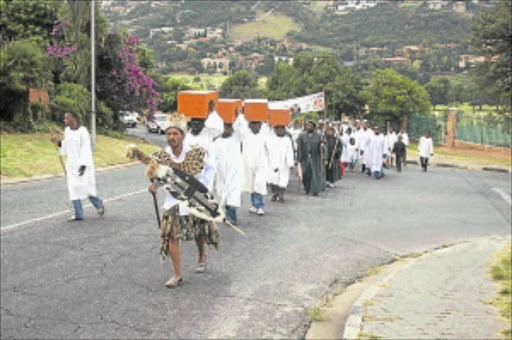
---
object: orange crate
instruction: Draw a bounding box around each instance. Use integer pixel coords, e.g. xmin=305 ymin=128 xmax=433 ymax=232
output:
xmin=244 ymin=99 xmax=268 ymax=122
xmin=177 ymin=91 xmax=218 ymax=119
xmin=268 ymin=108 xmax=291 ymax=127
xmin=217 ymin=99 xmax=243 ymax=123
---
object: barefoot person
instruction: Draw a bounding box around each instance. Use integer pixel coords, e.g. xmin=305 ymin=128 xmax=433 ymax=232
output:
xmin=148 ymin=114 xmax=218 ymax=288
xmin=51 ymin=112 xmax=104 ymax=221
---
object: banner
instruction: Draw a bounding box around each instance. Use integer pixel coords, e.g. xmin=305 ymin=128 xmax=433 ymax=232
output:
xmin=268 ymin=92 xmax=324 ymax=116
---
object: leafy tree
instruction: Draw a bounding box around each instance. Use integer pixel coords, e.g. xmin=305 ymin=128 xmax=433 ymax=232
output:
xmin=0 ymin=39 xmax=51 ymax=128
xmin=220 ymin=71 xmax=264 ymax=99
xmin=424 ymin=78 xmax=450 ymax=109
xmin=158 ymin=78 xmax=191 ymax=112
xmin=470 ymin=0 xmax=511 ymax=114
xmin=364 ymin=68 xmax=431 ymax=126
xmin=49 ymin=82 xmax=90 ymax=123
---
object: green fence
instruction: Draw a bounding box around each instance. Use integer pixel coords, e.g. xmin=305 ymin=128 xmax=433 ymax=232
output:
xmin=408 ymin=113 xmax=446 ymax=143
xmin=456 ymin=114 xmax=511 ymax=147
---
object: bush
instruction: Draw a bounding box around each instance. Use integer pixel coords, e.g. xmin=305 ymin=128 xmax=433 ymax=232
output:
xmin=49 ymin=82 xmax=90 ymax=124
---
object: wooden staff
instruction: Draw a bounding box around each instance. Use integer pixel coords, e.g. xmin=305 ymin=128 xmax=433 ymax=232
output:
xmin=50 ymin=129 xmax=66 ymax=176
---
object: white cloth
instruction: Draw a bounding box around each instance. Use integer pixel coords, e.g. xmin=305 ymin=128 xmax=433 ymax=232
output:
xmin=357 ymin=128 xmax=374 ymax=165
xmin=346 ymin=143 xmax=358 ymax=163
xmin=365 ymin=133 xmax=387 ymax=173
xmin=204 ymin=110 xmax=224 ymax=134
xmin=266 ymin=134 xmax=294 ymax=188
xmin=233 ymin=113 xmax=249 ymax=145
xmin=184 ymin=127 xmax=220 ymax=151
xmin=162 ymin=144 xmax=215 ymax=215
xmin=210 ymin=135 xmax=242 ymax=207
xmin=418 ymin=136 xmax=434 ymax=158
xmin=242 ymin=131 xmax=269 ymax=195
xmin=341 ymin=134 xmax=351 ymax=163
xmin=399 ymin=132 xmax=409 ymax=147
xmin=60 ymin=126 xmax=97 ymax=200
xmin=386 ymin=132 xmax=398 ymax=154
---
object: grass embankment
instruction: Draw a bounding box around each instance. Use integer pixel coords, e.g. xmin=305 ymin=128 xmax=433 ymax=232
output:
xmin=171 ymin=74 xmax=229 ymax=90
xmin=230 ymin=14 xmax=301 ymax=40
xmin=0 ymin=133 xmax=160 ymax=178
xmin=408 ymin=141 xmax=511 ymax=168
xmin=489 ymin=241 xmax=512 ymax=338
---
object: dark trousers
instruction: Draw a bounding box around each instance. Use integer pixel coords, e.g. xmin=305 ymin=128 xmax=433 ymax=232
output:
xmin=420 ymin=157 xmax=429 ymax=171
xmin=225 ymin=205 xmax=237 ymax=225
xmin=396 ymin=155 xmax=403 ymax=172
xmin=271 ymin=184 xmax=285 ymax=200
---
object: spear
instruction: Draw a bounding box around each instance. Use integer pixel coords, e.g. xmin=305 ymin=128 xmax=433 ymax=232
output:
xmin=50 ymin=128 xmax=66 ymax=176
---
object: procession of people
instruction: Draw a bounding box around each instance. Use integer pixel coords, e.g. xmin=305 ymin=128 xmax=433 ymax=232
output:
xmin=51 ymin=93 xmax=431 ymax=289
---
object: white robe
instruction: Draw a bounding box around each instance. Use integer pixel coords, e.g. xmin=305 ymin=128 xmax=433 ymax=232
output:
xmin=185 ymin=128 xmax=220 ymax=151
xmin=233 ymin=114 xmax=249 ymax=145
xmin=365 ymin=133 xmax=387 ymax=173
xmin=399 ymin=132 xmax=409 ymax=147
xmin=60 ymin=126 xmax=97 ymax=200
xmin=242 ymin=132 xmax=269 ymax=195
xmin=210 ymin=136 xmax=242 ymax=207
xmin=266 ymin=134 xmax=294 ymax=188
xmin=204 ymin=110 xmax=224 ymax=134
xmin=418 ymin=136 xmax=434 ymax=158
xmin=386 ymin=132 xmax=398 ymax=155
xmin=341 ymin=134 xmax=351 ymax=163
xmin=358 ymin=128 xmax=374 ymax=165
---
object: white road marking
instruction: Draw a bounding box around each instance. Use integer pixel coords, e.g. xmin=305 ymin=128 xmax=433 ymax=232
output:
xmin=492 ymin=187 xmax=512 ymax=205
xmin=1 ymin=188 xmax=148 ymax=233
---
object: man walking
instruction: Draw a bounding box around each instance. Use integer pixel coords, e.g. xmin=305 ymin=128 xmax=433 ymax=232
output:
xmin=296 ymin=120 xmax=322 ymax=196
xmin=418 ymin=130 xmax=434 ymax=172
xmin=385 ymin=127 xmax=397 ymax=168
xmin=267 ymin=125 xmax=294 ymax=203
xmin=392 ymin=135 xmax=406 ymax=172
xmin=365 ymin=126 xmax=387 ymax=179
xmin=398 ymin=128 xmax=409 ymax=166
xmin=51 ymin=112 xmax=104 ymax=221
xmin=204 ymin=99 xmax=224 ymax=134
xmin=324 ymin=126 xmax=342 ymax=187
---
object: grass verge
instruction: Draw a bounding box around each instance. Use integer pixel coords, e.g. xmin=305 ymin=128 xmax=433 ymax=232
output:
xmin=230 ymin=14 xmax=301 ymax=41
xmin=489 ymin=241 xmax=512 ymax=339
xmin=0 ymin=132 xmax=160 ymax=178
xmin=307 ymin=306 xmax=326 ymax=322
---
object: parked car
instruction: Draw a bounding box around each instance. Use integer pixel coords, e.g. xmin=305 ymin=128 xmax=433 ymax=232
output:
xmin=146 ymin=113 xmax=169 ymax=134
xmin=119 ymin=111 xmax=137 ymax=128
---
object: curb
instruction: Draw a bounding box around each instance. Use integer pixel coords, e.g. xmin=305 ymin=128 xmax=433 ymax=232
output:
xmin=405 ymin=160 xmax=510 ymax=173
xmin=0 ymin=161 xmax=141 ymax=186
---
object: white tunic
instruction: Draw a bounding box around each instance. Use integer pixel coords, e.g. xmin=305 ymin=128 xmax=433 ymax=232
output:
xmin=358 ymin=128 xmax=374 ymax=165
xmin=399 ymin=132 xmax=409 ymax=147
xmin=60 ymin=126 xmax=97 ymax=200
xmin=266 ymin=134 xmax=294 ymax=188
xmin=210 ymin=135 xmax=242 ymax=207
xmin=184 ymin=128 xmax=220 ymax=152
xmin=341 ymin=133 xmax=351 ymax=163
xmin=204 ymin=110 xmax=224 ymax=134
xmin=233 ymin=113 xmax=249 ymax=145
xmin=386 ymin=132 xmax=398 ymax=154
xmin=418 ymin=136 xmax=434 ymax=158
xmin=365 ymin=133 xmax=387 ymax=173
xmin=162 ymin=144 xmax=215 ymax=215
xmin=242 ymin=131 xmax=269 ymax=195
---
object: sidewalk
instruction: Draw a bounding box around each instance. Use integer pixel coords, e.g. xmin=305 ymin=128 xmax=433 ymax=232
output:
xmin=343 ymin=237 xmax=510 ymax=339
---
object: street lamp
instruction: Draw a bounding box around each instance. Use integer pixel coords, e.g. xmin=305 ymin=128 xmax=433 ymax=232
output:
xmin=91 ymin=0 xmax=96 ymax=150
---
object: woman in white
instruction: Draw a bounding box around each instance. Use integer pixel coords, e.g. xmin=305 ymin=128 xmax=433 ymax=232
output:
xmin=51 ymin=112 xmax=104 ymax=221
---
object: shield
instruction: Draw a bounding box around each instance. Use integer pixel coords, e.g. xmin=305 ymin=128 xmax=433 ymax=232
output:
xmin=158 ymin=167 xmax=225 ymax=222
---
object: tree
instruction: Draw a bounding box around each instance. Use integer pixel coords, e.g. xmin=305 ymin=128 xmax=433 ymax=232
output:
xmin=364 ymin=68 xmax=431 ymax=127
xmin=219 ymin=71 xmax=264 ymax=99
xmin=424 ymin=78 xmax=450 ymax=109
xmin=0 ymin=39 xmax=51 ymax=128
xmin=470 ymin=0 xmax=511 ymax=113
xmin=158 ymin=78 xmax=191 ymax=112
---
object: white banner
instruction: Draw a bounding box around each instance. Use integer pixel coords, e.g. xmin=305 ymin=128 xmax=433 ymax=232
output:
xmin=268 ymin=92 xmax=325 ymax=115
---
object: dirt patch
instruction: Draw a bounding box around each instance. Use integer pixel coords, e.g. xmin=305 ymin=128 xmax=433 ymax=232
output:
xmin=447 ymin=143 xmax=511 ymax=163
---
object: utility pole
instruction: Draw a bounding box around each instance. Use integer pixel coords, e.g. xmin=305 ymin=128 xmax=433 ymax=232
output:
xmin=91 ymin=0 xmax=96 ymax=150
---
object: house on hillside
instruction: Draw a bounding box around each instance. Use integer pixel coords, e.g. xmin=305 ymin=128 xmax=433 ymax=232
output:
xmin=381 ymin=57 xmax=410 ymax=64
xmin=149 ymin=27 xmax=174 ymax=39
xmin=274 ymin=56 xmax=294 ymax=65
xmin=241 ymin=53 xmax=265 ymax=71
xmin=329 ymin=0 xmax=382 ymax=13
xmin=201 ymin=58 xmax=230 ymax=74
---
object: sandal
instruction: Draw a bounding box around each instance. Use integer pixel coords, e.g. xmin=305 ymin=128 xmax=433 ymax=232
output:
xmin=164 ymin=276 xmax=182 ymax=288
xmin=195 ymin=262 xmax=207 ymax=274
xmin=97 ymin=205 xmax=105 ymax=216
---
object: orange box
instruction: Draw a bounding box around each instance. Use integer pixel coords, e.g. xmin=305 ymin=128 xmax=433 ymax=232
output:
xmin=268 ymin=108 xmax=291 ymax=127
xmin=244 ymin=99 xmax=268 ymax=122
xmin=217 ymin=99 xmax=243 ymax=123
xmin=177 ymin=91 xmax=218 ymax=119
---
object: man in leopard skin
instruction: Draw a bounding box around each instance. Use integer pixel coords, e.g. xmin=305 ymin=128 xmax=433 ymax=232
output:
xmin=147 ymin=114 xmax=218 ymax=288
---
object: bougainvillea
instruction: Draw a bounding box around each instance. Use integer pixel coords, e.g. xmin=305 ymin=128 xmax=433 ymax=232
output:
xmin=47 ymin=21 xmax=76 ymax=59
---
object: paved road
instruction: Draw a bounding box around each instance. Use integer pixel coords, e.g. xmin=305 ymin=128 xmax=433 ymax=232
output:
xmin=1 ymin=153 xmax=510 ymax=338
xmin=128 ymin=125 xmax=167 ymax=148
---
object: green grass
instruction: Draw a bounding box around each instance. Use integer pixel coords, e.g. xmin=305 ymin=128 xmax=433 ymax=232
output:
xmin=489 ymin=241 xmax=512 ymax=338
xmin=0 ymin=132 xmax=160 ymax=178
xmin=230 ymin=14 xmax=301 ymax=41
xmin=171 ymin=74 xmax=230 ymax=90
xmin=357 ymin=331 xmax=383 ymax=339
xmin=307 ymin=306 xmax=326 ymax=322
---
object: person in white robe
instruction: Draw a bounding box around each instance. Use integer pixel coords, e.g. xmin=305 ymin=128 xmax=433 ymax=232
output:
xmin=210 ymin=123 xmax=243 ymax=225
xmin=365 ymin=126 xmax=387 ymax=179
xmin=398 ymin=128 xmax=410 ymax=166
xmin=418 ymin=130 xmax=434 ymax=171
xmin=185 ymin=118 xmax=220 ymax=184
xmin=385 ymin=127 xmax=398 ymax=168
xmin=346 ymin=137 xmax=358 ymax=171
xmin=357 ymin=121 xmax=374 ymax=173
xmin=242 ymin=121 xmax=270 ymax=215
xmin=267 ymin=126 xmax=294 ymax=203
xmin=51 ymin=112 xmax=104 ymax=221
xmin=204 ymin=100 xmax=224 ymax=135
xmin=341 ymin=127 xmax=354 ymax=174
xmin=233 ymin=107 xmax=249 ymax=146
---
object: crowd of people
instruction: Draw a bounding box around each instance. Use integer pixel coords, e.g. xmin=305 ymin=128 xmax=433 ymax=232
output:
xmin=51 ymin=102 xmax=435 ymax=288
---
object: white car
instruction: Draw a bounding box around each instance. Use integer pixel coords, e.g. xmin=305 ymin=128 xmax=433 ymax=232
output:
xmin=119 ymin=111 xmax=137 ymax=128
xmin=147 ymin=113 xmax=169 ymax=134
